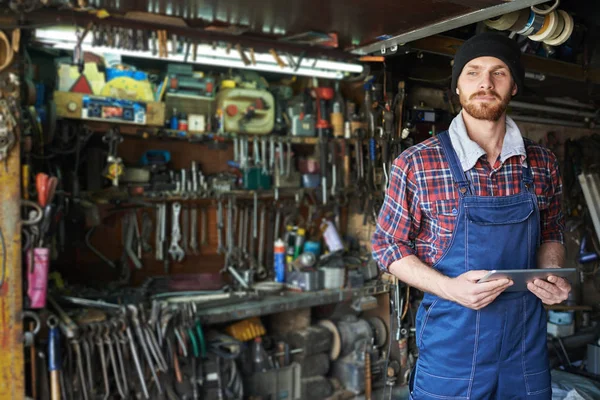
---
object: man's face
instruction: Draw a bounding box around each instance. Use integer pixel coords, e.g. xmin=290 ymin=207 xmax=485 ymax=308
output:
xmin=456 ymin=56 xmax=517 ymax=121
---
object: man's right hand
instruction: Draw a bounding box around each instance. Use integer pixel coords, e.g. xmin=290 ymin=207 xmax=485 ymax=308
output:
xmin=442 ymin=270 xmax=513 ymax=310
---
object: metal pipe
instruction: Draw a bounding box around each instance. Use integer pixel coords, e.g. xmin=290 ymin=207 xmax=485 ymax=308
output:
xmin=545 ymin=97 xmax=597 ymax=110
xmin=524 ymin=72 xmax=546 ymax=82
xmin=509 ymin=114 xmax=589 ymax=129
xmin=509 ymin=100 xmax=597 ymax=119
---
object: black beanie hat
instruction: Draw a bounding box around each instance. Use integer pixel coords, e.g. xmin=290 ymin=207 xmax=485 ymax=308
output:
xmin=451 ymin=32 xmax=524 ymax=96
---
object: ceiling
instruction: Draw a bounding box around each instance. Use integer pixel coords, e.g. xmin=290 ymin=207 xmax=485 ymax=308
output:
xmin=79 ymin=0 xmax=529 ymax=50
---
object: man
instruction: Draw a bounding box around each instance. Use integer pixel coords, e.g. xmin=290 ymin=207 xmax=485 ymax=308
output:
xmin=371 ymin=33 xmax=571 ymax=399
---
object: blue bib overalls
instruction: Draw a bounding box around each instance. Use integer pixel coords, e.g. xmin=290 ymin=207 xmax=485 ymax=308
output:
xmin=410 ymin=132 xmax=551 ymax=400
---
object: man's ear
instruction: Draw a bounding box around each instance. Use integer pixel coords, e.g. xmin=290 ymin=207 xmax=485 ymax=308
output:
xmin=512 ymin=83 xmax=518 ymax=96
xmin=456 ymin=88 xmax=460 ymax=95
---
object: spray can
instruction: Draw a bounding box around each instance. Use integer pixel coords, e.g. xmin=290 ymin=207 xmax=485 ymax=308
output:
xmin=274 ymin=239 xmax=286 ymax=283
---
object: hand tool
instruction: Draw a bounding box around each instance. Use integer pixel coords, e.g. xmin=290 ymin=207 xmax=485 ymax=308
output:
xmin=129 ymin=305 xmax=163 ymax=395
xmin=102 ymin=128 xmax=124 ymax=187
xmin=182 ymin=204 xmax=190 ymax=254
xmin=217 ymin=198 xmax=225 ymax=254
xmin=94 ymin=324 xmax=111 ymax=399
xmin=278 ymin=140 xmax=285 ymax=176
xmin=261 ymin=137 xmax=268 ymax=175
xmin=227 ymin=197 xmax=234 ymax=255
xmin=123 ymin=310 xmax=149 ymax=399
xmin=156 ymin=203 xmax=166 ymax=261
xmin=312 ymin=86 xmax=335 ymax=135
xmin=23 ymin=312 xmax=40 ymax=399
xmin=48 ymin=315 xmax=61 ymax=400
xmin=141 ymin=211 xmax=153 ymax=253
xmin=71 ymin=338 xmax=89 ymax=400
xmin=190 ymin=205 xmax=199 ymax=254
xmin=168 ymin=203 xmax=185 ymax=262
xmin=201 ymin=207 xmax=208 ymax=246
xmin=286 ymin=141 xmax=292 ymax=177
xmin=124 ymin=213 xmax=143 ymax=269
xmin=257 ymin=206 xmax=267 ymax=279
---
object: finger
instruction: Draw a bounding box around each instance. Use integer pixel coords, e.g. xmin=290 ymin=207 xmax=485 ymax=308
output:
xmin=533 ymin=279 xmax=561 ymax=296
xmin=547 ymin=275 xmax=571 ymax=290
xmin=464 ymin=270 xmax=492 ymax=281
xmin=527 ymin=282 xmax=553 ymax=300
xmin=472 ymin=284 xmax=511 ymax=308
xmin=473 ymin=279 xmax=511 ymax=294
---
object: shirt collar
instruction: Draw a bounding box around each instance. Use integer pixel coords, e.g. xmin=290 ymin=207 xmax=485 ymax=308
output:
xmin=447 ymin=113 xmax=526 ymax=172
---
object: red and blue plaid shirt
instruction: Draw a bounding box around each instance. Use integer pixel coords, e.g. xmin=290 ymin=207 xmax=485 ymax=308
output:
xmin=371 ymin=132 xmax=564 ymax=271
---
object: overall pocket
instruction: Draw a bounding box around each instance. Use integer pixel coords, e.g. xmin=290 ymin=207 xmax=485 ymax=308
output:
xmin=414 ymin=299 xmax=477 ymax=399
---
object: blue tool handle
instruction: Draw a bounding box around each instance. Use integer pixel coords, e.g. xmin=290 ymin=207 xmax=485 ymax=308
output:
xmin=369 ymin=138 xmax=376 ymax=161
xmin=48 ymin=326 xmax=61 ymax=371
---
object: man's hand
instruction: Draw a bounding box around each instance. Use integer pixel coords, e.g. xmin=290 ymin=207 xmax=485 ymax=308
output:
xmin=527 ymin=275 xmax=571 ymax=305
xmin=443 ymin=270 xmax=513 ymax=310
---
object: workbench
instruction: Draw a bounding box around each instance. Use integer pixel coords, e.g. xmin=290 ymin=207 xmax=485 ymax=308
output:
xmin=194 ymin=282 xmax=390 ymax=325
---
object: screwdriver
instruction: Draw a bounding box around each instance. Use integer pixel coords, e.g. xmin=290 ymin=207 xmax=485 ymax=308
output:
xmin=47 ymin=315 xmax=61 ymax=400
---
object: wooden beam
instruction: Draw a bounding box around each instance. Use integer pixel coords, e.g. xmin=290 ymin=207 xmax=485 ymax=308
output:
xmin=0 ymin=64 xmax=24 ymax=399
xmin=409 ymin=35 xmax=600 ymax=85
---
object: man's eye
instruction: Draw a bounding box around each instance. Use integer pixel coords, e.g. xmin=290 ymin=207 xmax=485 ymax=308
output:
xmin=467 ymin=71 xmax=477 ymax=76
xmin=494 ymin=71 xmax=506 ymax=76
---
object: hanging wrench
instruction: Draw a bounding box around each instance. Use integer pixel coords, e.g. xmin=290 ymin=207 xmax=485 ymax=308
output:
xmin=182 ymin=204 xmax=190 ymax=254
xmin=190 ymin=205 xmax=199 ymax=254
xmin=261 ymin=137 xmax=269 ymax=175
xmin=201 ymin=207 xmax=208 ymax=246
xmin=155 ymin=204 xmax=165 ymax=261
xmin=257 ymin=207 xmax=267 ymax=279
xmin=217 ymin=198 xmax=225 ymax=254
xmin=168 ymin=203 xmax=185 ymax=262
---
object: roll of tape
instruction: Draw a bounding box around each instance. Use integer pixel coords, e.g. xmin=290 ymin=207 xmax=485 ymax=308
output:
xmin=485 ymin=11 xmax=521 ymax=31
xmin=525 ymin=13 xmax=547 ymax=36
xmin=516 ymin=11 xmax=536 ymax=34
xmin=544 ymin=10 xmax=574 ymax=46
xmin=530 ymin=11 xmax=558 ymax=41
xmin=509 ymin=9 xmax=532 ymax=32
xmin=0 ymin=31 xmax=14 ymax=74
xmin=545 ymin=10 xmax=565 ymax=42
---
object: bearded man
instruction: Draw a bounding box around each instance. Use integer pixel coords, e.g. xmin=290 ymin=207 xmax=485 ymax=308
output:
xmin=371 ymin=33 xmax=571 ymax=399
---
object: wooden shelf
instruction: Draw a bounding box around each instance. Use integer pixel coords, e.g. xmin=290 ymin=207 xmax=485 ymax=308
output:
xmin=410 ymin=35 xmax=600 ymax=85
xmin=83 ymin=186 xmax=358 ymax=205
xmin=64 ymin=118 xmax=373 ymax=145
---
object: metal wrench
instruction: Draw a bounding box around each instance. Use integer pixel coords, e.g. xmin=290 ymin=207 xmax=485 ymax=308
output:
xmin=155 ymin=204 xmax=165 ymax=261
xmin=201 ymin=207 xmax=208 ymax=246
xmin=182 ymin=204 xmax=190 ymax=254
xmin=71 ymin=339 xmax=89 ymax=400
xmin=168 ymin=203 xmax=185 ymax=262
xmin=217 ymin=198 xmax=225 ymax=254
xmin=128 ymin=305 xmax=163 ymax=395
xmin=123 ymin=314 xmax=149 ymax=399
xmin=257 ymin=207 xmax=267 ymax=279
xmin=190 ymin=205 xmax=199 ymax=254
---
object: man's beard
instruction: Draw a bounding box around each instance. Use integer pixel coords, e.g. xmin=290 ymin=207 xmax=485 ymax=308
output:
xmin=460 ymin=90 xmax=510 ymax=121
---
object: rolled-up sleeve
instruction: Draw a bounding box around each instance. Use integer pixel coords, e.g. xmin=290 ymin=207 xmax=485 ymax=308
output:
xmin=541 ymin=153 xmax=565 ymax=244
xmin=371 ymin=153 xmax=421 ymax=271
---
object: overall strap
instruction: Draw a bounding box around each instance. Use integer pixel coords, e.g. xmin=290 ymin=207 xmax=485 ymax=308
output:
xmin=437 ymin=131 xmax=471 ymax=196
xmin=521 ymin=140 xmax=534 ymax=192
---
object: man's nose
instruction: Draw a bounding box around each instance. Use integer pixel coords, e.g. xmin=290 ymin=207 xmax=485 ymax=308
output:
xmin=479 ymin=73 xmax=494 ymax=90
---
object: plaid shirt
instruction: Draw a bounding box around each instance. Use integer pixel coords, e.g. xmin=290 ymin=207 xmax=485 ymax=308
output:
xmin=371 ymin=120 xmax=564 ymax=272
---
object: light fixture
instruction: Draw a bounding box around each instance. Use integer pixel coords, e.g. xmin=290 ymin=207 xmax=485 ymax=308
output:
xmin=35 ymin=26 xmax=364 ymax=80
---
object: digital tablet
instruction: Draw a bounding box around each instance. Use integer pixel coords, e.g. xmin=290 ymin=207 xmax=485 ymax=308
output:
xmin=477 ymin=268 xmax=577 ymax=292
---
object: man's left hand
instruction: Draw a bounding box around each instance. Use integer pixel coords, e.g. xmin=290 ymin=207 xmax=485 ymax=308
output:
xmin=527 ymin=275 xmax=571 ymax=305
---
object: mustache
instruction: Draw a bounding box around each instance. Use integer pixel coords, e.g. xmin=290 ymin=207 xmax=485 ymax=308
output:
xmin=469 ymin=90 xmax=501 ymax=100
